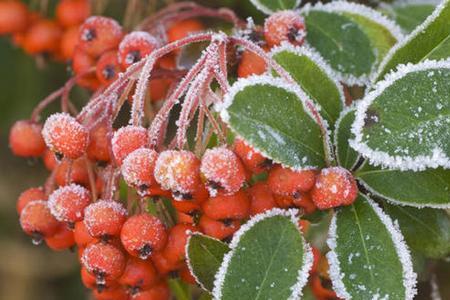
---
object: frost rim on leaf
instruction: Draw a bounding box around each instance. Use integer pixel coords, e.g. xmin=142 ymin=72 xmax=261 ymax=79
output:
xmin=249 ymin=0 xmax=302 ymax=15
xmin=218 ymin=74 xmax=332 ymax=171
xmin=350 ymin=59 xmax=450 ymax=171
xmin=374 ymin=0 xmax=450 ymax=81
xmin=327 ymin=194 xmax=417 ymax=300
xmin=270 ymin=43 xmax=346 ymax=109
xmin=211 ymin=208 xmax=313 ymax=300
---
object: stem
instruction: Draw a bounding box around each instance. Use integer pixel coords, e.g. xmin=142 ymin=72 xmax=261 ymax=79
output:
xmin=62 ymin=68 xmax=95 ymax=114
xmin=84 ymin=156 xmax=98 ymax=202
xmin=30 ymin=87 xmax=65 ymax=122
xmin=194 ymin=105 xmax=205 ymax=156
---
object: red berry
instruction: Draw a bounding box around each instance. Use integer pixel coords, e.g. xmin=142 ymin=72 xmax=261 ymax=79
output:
xmin=119 ymin=257 xmax=158 ymax=294
xmin=311 ymin=167 xmax=358 ymax=210
xmin=9 ymin=120 xmax=46 ymax=157
xmin=237 ymin=50 xmax=267 ymax=78
xmin=199 ymin=215 xmax=240 ymax=240
xmin=74 ymin=220 xmax=96 ymax=247
xmin=202 ymin=190 xmax=250 ymax=221
xmin=87 ymin=123 xmax=111 ymax=163
xmin=179 ymin=263 xmax=197 ymax=285
xmin=132 ymin=281 xmax=170 ymax=300
xmin=111 ymin=125 xmax=149 ymax=165
xmin=200 ymin=147 xmax=246 ymax=196
xmin=247 ymin=182 xmax=277 ymax=216
xmin=264 ymin=11 xmax=306 ymax=48
xmin=48 ymin=184 xmax=91 ymax=225
xmin=171 ymin=199 xmax=200 ymax=214
xmin=120 ymin=213 xmax=167 ymax=259
xmin=93 ymin=285 xmax=128 ymax=300
xmin=23 ymin=19 xmax=62 ymax=55
xmin=273 ymin=194 xmax=294 ymax=209
xmin=118 ymin=31 xmax=159 ymax=70
xmin=292 ymin=192 xmax=317 ymax=214
xmin=162 ymin=224 xmax=198 ymax=264
xmin=56 ymin=0 xmax=90 ymax=28
xmin=55 ymin=157 xmax=90 ymax=186
xmin=84 ymin=200 xmax=127 ymax=239
xmin=268 ymin=165 xmax=316 ymax=197
xmin=45 ymin=224 xmax=75 ymax=251
xmin=0 ymin=1 xmax=28 ymax=35
xmin=167 ymin=19 xmax=204 ymax=43
xmin=60 ymin=26 xmax=80 ymax=60
xmin=16 ymin=187 xmax=46 ymax=215
xmin=233 ymin=138 xmax=270 ymax=174
xmin=81 ymin=242 xmax=126 ymax=282
xmin=151 ymin=251 xmax=182 ymax=275
xmin=154 ymin=150 xmax=201 ymax=200
xmin=43 ymin=149 xmax=59 ymax=171
xmin=95 ymin=50 xmax=121 ymax=85
xmin=121 ymin=148 xmax=158 ymax=195
xmin=42 ymin=113 xmax=89 ymax=159
xmin=72 ymin=47 xmax=101 ymax=90
xmin=20 ymin=200 xmax=60 ymax=244
xmin=148 ymin=78 xmax=172 ymax=102
xmin=78 ymin=16 xmax=123 ymax=57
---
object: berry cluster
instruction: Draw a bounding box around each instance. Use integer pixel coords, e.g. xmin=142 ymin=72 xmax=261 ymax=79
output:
xmin=9 ymin=2 xmax=357 ymax=299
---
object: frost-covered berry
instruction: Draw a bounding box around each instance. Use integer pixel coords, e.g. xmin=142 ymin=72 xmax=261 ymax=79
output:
xmin=84 ymin=200 xmax=127 ymax=239
xmin=268 ymin=165 xmax=316 ymax=197
xmin=45 ymin=224 xmax=75 ymax=251
xmin=247 ymin=182 xmax=277 ymax=216
xmin=48 ymin=184 xmax=91 ymax=225
xmin=120 ymin=213 xmax=167 ymax=259
xmin=233 ymin=138 xmax=271 ymax=174
xmin=9 ymin=120 xmax=46 ymax=157
xmin=112 ymin=125 xmax=149 ymax=165
xmin=81 ymin=242 xmax=126 ymax=283
xmin=237 ymin=50 xmax=267 ymax=78
xmin=16 ymin=187 xmax=46 ymax=214
xmin=162 ymin=224 xmax=198 ymax=264
xmin=132 ymin=281 xmax=170 ymax=300
xmin=154 ymin=150 xmax=201 ymax=200
xmin=264 ymin=11 xmax=306 ymax=48
xmin=202 ymin=190 xmax=250 ymax=221
xmin=200 ymin=147 xmax=246 ymax=196
xmin=119 ymin=257 xmax=158 ymax=294
xmin=74 ymin=221 xmax=96 ymax=247
xmin=42 ymin=113 xmax=89 ymax=159
xmin=78 ymin=16 xmax=123 ymax=57
xmin=311 ymin=167 xmax=358 ymax=210
xmin=96 ymin=50 xmax=121 ymax=85
xmin=87 ymin=123 xmax=111 ymax=163
xmin=118 ymin=31 xmax=159 ymax=70
xmin=199 ymin=215 xmax=240 ymax=240
xmin=55 ymin=157 xmax=90 ymax=186
xmin=121 ymin=148 xmax=158 ymax=195
xmin=20 ymin=200 xmax=60 ymax=244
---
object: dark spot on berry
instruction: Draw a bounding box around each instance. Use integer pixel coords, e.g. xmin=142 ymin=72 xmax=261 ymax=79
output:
xmin=138 ymin=244 xmax=153 ymax=259
xmin=125 ymin=50 xmax=141 ymax=65
xmin=221 ymin=218 xmax=234 ymax=227
xmin=222 ymin=236 xmax=233 ymax=244
xmin=83 ymin=28 xmax=96 ymax=41
xmin=102 ymin=65 xmax=116 ymax=80
xmin=93 ymin=269 xmax=106 ymax=284
xmin=292 ymin=191 xmax=301 ymax=199
xmin=207 ymin=180 xmax=222 ymax=192
xmin=66 ymin=222 xmax=75 ymax=230
xmin=100 ymin=234 xmax=112 ymax=243
xmin=96 ymin=160 xmax=108 ymax=168
xmin=96 ymin=283 xmax=107 ymax=293
xmin=54 ymin=152 xmax=64 ymax=161
xmin=129 ymin=286 xmax=141 ymax=295
xmin=138 ymin=184 xmax=149 ymax=193
xmin=168 ymin=271 xmax=179 ymax=278
xmin=259 ymin=159 xmax=273 ymax=169
xmin=287 ymin=27 xmax=301 ymax=43
xmin=172 ymin=191 xmax=193 ymax=200
xmin=364 ymin=108 xmax=380 ymax=128
xmin=31 ymin=231 xmax=43 ymax=245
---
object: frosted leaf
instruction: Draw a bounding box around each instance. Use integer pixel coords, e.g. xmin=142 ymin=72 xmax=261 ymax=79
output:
xmin=249 ymin=0 xmax=301 ymax=15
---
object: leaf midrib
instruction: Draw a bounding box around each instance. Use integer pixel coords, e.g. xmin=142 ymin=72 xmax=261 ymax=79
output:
xmin=394 ymin=207 xmax=441 ymax=237
xmin=307 ymin=19 xmax=344 ymax=51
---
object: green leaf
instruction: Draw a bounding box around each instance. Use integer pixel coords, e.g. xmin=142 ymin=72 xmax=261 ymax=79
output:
xmin=271 ymin=45 xmax=344 ymax=127
xmin=168 ymin=278 xmax=191 ymax=300
xmin=383 ymin=203 xmax=450 ymax=258
xmin=376 ymin=0 xmax=450 ymax=81
xmin=302 ymin=2 xmax=402 ymax=85
xmin=186 ymin=233 xmax=230 ymax=292
xmin=334 ymin=107 xmax=361 ymax=170
xmin=249 ymin=0 xmax=300 ymax=14
xmin=351 ymin=60 xmax=450 ymax=171
xmin=213 ymin=209 xmax=313 ymax=300
xmin=327 ymin=194 xmax=417 ymax=300
xmin=383 ymin=4 xmax=436 ymax=33
xmin=219 ymin=75 xmax=330 ymax=170
xmin=356 ymin=162 xmax=450 ymax=208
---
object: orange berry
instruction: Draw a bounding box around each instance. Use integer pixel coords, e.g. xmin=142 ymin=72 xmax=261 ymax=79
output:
xmin=48 ymin=184 xmax=91 ymax=225
xmin=23 ymin=19 xmax=62 ymax=55
xmin=20 ymin=200 xmax=60 ymax=243
xmin=311 ymin=167 xmax=358 ymax=210
xmin=16 ymin=187 xmax=46 ymax=214
xmin=247 ymin=182 xmax=277 ymax=216
xmin=151 ymin=251 xmax=182 ymax=275
xmin=82 ymin=242 xmax=126 ymax=282
xmin=87 ymin=123 xmax=111 ymax=163
xmin=56 ymin=0 xmax=90 ymax=28
xmin=74 ymin=220 xmax=96 ymax=247
xmin=264 ymin=11 xmax=306 ymax=48
xmin=149 ymin=78 xmax=172 ymax=102
xmin=119 ymin=257 xmax=158 ymax=294
xmin=95 ymin=50 xmax=121 ymax=85
xmin=167 ymin=19 xmax=204 ymax=43
xmin=118 ymin=31 xmax=159 ymax=70
xmin=45 ymin=224 xmax=75 ymax=251
xmin=84 ymin=200 xmax=127 ymax=239
xmin=202 ymin=190 xmax=250 ymax=221
xmin=72 ymin=47 xmax=101 ymax=90
xmin=132 ymin=281 xmax=170 ymax=300
xmin=268 ymin=165 xmax=316 ymax=197
xmin=199 ymin=215 xmax=240 ymax=240
xmin=237 ymin=50 xmax=267 ymax=78
xmin=54 ymin=157 xmax=90 ymax=186
xmin=111 ymin=125 xmax=149 ymax=165
xmin=78 ymin=16 xmax=123 ymax=57
xmin=60 ymin=26 xmax=80 ymax=60
xmin=233 ymin=138 xmax=270 ymax=174
xmin=293 ymin=192 xmax=317 ymax=214
xmin=9 ymin=120 xmax=46 ymax=158
xmin=0 ymin=1 xmax=28 ymax=35
xmin=93 ymin=285 xmax=128 ymax=300
xmin=162 ymin=224 xmax=198 ymax=264
xmin=274 ymin=194 xmax=294 ymax=208
xmin=179 ymin=263 xmax=197 ymax=285
xmin=121 ymin=148 xmax=159 ymax=195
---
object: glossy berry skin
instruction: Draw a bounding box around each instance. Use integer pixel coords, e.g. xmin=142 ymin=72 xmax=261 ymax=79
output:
xmin=45 ymin=224 xmax=75 ymax=251
xmin=42 ymin=112 xmax=89 ymax=159
xmin=16 ymin=187 xmax=46 ymax=214
xmin=0 ymin=1 xmax=28 ymax=35
xmin=48 ymin=184 xmax=91 ymax=224
xmin=96 ymin=50 xmax=121 ymax=85
xmin=121 ymin=213 xmax=167 ymax=259
xmin=118 ymin=31 xmax=159 ymax=70
xmin=154 ymin=150 xmax=201 ymax=200
xmin=119 ymin=257 xmax=158 ymax=293
xmin=132 ymin=281 xmax=170 ymax=300
xmin=87 ymin=123 xmax=111 ymax=163
xmin=9 ymin=120 xmax=46 ymax=158
xmin=200 ymin=147 xmax=246 ymax=196
xmin=82 ymin=242 xmax=126 ymax=282
xmin=167 ymin=19 xmax=204 ymax=43
xmin=237 ymin=50 xmax=267 ymax=78
xmin=43 ymin=149 xmax=58 ymax=171
xmin=268 ymin=165 xmax=316 ymax=197
xmin=311 ymin=167 xmax=358 ymax=210
xmin=162 ymin=224 xmax=198 ymax=264
xmin=111 ymin=125 xmax=149 ymax=165
xmin=20 ymin=200 xmax=60 ymax=242
xmin=233 ymin=138 xmax=270 ymax=174
xmin=23 ymin=20 xmax=62 ymax=55
xmin=199 ymin=215 xmax=240 ymax=240
xmin=149 ymin=78 xmax=172 ymax=102
xmin=78 ymin=16 xmax=123 ymax=57
xmin=247 ymin=182 xmax=277 ymax=216
xmin=121 ymin=148 xmax=159 ymax=195
xmin=55 ymin=157 xmax=89 ymax=187
xmin=56 ymin=0 xmax=90 ymax=28
xmin=84 ymin=200 xmax=127 ymax=239
xmin=202 ymin=190 xmax=250 ymax=221
xmin=74 ymin=221 xmax=96 ymax=247
xmin=264 ymin=11 xmax=306 ymax=48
